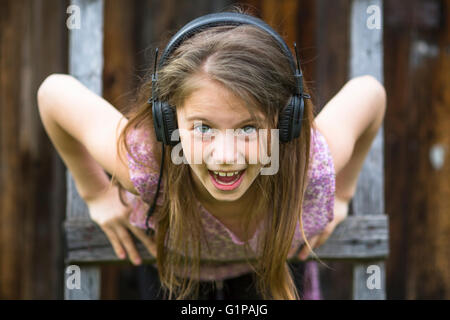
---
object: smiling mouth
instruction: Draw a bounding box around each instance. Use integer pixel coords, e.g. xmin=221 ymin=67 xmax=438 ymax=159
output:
xmin=208 ymin=169 xmax=246 ymax=190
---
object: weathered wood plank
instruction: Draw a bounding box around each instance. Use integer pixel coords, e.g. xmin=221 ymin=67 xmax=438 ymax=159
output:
xmin=66 ymin=0 xmax=104 ymax=300
xmin=67 ymin=0 xmax=105 ymax=221
xmin=315 ymin=0 xmax=350 ymax=110
xmin=349 ymin=0 xmax=386 ymax=300
xmin=314 ymin=0 xmax=352 ymax=299
xmin=350 ymin=0 xmax=384 ymax=215
xmin=384 ymin=0 xmax=449 ymax=300
xmin=0 ymin=0 xmax=29 ymax=299
xmin=0 ymin=0 xmax=68 ymax=300
xmin=65 ymin=215 xmax=389 ymax=264
xmin=101 ymin=0 xmax=139 ymax=300
xmin=68 ymin=0 xmax=104 ymax=96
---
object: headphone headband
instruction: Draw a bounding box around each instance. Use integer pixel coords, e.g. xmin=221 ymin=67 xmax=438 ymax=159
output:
xmin=157 ymin=12 xmax=298 ymax=75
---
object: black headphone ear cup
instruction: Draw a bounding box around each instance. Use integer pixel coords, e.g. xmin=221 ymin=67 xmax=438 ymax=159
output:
xmin=291 ymin=95 xmax=304 ymax=140
xmin=278 ymin=95 xmax=304 ymax=143
xmin=152 ymin=100 xmax=164 ymax=143
xmin=160 ymin=103 xmax=178 ymax=146
xmin=278 ymin=99 xmax=294 ymax=143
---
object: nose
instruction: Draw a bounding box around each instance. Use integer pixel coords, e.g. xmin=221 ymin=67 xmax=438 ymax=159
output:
xmin=207 ymin=130 xmax=243 ymax=165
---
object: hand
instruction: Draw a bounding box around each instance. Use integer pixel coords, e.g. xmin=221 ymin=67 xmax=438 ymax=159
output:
xmin=297 ymin=195 xmax=350 ymax=261
xmin=85 ymin=183 xmax=157 ymax=265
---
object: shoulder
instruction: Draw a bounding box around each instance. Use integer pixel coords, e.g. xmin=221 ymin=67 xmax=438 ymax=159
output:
xmin=300 ymin=127 xmax=336 ymax=237
xmin=125 ymin=125 xmax=164 ymax=204
xmin=313 ymin=119 xmax=341 ymax=178
xmin=307 ymin=126 xmax=336 ymax=180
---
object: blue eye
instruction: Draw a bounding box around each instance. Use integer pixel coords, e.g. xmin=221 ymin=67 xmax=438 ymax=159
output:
xmin=194 ymin=124 xmax=212 ymax=135
xmin=238 ymin=125 xmax=257 ymax=135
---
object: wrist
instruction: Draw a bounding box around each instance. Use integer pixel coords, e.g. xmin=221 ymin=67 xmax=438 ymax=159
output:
xmin=333 ymin=195 xmax=350 ymax=224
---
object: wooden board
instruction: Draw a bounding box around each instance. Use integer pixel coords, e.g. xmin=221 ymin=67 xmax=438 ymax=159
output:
xmin=65 ymin=215 xmax=389 ymax=264
xmin=65 ymin=0 xmax=104 ymax=300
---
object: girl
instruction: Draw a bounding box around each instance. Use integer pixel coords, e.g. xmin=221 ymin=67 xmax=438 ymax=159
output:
xmin=37 ymin=9 xmax=386 ymax=300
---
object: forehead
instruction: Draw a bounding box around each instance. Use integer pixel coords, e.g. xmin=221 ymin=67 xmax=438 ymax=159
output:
xmin=183 ymin=79 xmax=250 ymax=116
xmin=179 ymin=78 xmax=263 ymax=122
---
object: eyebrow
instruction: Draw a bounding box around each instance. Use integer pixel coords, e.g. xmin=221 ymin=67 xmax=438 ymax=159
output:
xmin=186 ymin=115 xmax=262 ymax=127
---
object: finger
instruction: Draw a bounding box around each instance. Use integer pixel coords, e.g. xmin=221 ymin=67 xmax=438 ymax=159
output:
xmin=102 ymin=226 xmax=126 ymax=260
xmin=114 ymin=224 xmax=142 ymax=265
xmin=128 ymin=224 xmax=157 ymax=258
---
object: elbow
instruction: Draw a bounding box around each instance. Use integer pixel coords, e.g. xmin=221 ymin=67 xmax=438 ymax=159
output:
xmin=349 ymin=75 xmax=387 ymax=104
xmin=37 ymin=74 xmax=57 ymax=109
xmin=358 ymin=75 xmax=387 ymax=125
xmin=369 ymin=75 xmax=386 ymax=110
xmin=361 ymin=75 xmax=386 ymax=109
xmin=371 ymin=76 xmax=387 ymax=126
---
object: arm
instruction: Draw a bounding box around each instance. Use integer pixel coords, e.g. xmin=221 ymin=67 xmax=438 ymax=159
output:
xmin=37 ymin=73 xmax=137 ymax=201
xmin=37 ymin=74 xmax=157 ymax=264
xmin=315 ymin=75 xmax=387 ymax=202
xmin=298 ymin=76 xmax=386 ymax=260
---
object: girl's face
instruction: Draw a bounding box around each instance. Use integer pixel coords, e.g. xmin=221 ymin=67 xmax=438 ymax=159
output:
xmin=176 ymin=77 xmax=268 ymax=202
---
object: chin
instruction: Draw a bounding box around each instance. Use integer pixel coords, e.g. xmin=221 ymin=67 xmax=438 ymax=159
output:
xmin=207 ymin=185 xmax=247 ymax=202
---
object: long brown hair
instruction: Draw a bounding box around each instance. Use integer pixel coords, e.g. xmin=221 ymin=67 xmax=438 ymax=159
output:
xmin=112 ymin=6 xmax=319 ymax=300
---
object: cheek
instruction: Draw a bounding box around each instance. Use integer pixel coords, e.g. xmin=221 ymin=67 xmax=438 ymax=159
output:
xmin=260 ymin=130 xmax=272 ymax=157
xmin=245 ymin=134 xmax=271 ymax=164
xmin=180 ymin=133 xmax=206 ymax=164
xmin=245 ymin=140 xmax=260 ymax=164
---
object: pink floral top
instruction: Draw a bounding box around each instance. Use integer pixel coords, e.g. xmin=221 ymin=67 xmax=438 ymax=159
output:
xmin=123 ymin=125 xmax=335 ymax=300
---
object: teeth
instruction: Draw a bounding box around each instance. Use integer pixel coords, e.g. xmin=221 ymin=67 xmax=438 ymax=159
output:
xmin=213 ymin=171 xmax=241 ymax=177
xmin=209 ymin=169 xmax=246 ymax=186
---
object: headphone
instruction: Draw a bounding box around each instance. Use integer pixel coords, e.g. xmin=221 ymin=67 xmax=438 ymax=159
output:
xmin=144 ymin=12 xmax=311 ymax=235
